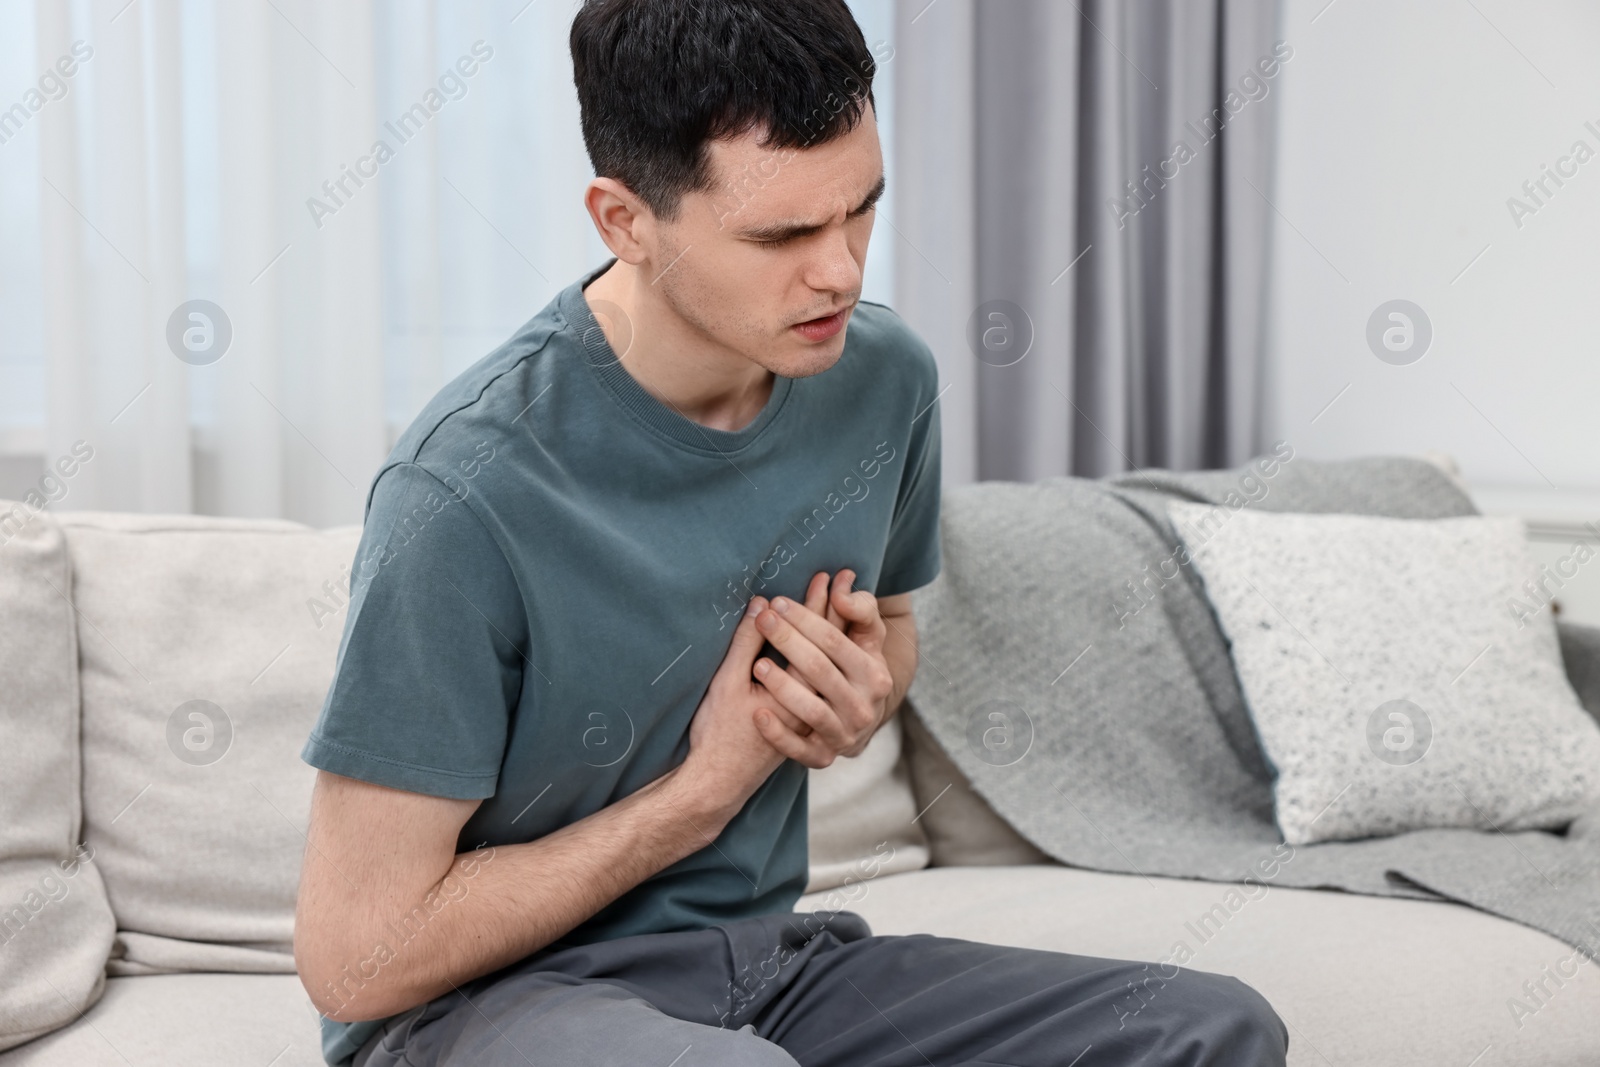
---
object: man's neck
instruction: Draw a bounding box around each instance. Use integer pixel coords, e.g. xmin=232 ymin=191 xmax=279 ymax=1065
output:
xmin=582 ymin=259 xmax=775 ymax=434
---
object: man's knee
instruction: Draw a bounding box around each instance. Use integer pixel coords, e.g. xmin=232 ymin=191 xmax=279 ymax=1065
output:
xmin=692 ymin=1024 xmax=802 ymax=1067
xmin=1174 ymin=971 xmax=1288 ymax=1066
xmin=1109 ymin=965 xmax=1285 ymax=1065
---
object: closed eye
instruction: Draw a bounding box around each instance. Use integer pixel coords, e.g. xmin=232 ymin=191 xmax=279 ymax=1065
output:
xmin=742 ymin=173 xmax=886 ymax=247
xmin=753 ymin=207 xmax=875 ymax=249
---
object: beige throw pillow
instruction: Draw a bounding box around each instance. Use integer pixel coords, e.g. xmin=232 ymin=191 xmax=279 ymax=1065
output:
xmin=900 ymin=705 xmax=1053 ymax=867
xmin=62 ymin=510 xmax=361 ymax=974
xmin=805 ymin=712 xmax=931 ymax=892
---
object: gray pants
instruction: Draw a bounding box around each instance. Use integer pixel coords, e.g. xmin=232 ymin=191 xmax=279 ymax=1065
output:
xmin=354 ymin=910 xmax=1287 ymax=1067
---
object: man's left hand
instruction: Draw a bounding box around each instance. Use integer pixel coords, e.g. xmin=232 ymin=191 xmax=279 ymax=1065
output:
xmin=749 ymin=568 xmax=894 ymax=766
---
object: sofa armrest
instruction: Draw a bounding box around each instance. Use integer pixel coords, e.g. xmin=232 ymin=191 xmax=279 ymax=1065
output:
xmin=1557 ymin=619 xmax=1600 ymax=728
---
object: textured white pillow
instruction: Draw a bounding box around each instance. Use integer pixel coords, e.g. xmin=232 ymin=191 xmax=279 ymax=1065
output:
xmin=1167 ymin=504 xmax=1600 ymax=845
xmin=805 ymin=712 xmax=931 ymax=892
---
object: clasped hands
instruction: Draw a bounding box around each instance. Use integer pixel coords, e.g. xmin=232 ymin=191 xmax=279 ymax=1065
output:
xmin=746 ymin=568 xmax=895 ymax=768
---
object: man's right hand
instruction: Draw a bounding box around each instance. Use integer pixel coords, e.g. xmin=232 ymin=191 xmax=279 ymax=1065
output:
xmin=683 ymin=572 xmax=852 ymax=819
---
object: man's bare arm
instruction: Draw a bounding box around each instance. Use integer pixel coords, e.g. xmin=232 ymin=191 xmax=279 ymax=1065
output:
xmin=294 ymin=591 xmax=831 ymax=1023
xmin=877 ymin=590 xmax=918 ymax=721
xmin=295 ymin=764 xmax=728 ymax=1021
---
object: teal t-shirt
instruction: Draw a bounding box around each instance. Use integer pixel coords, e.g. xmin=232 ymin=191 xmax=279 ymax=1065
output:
xmin=300 ymin=259 xmax=943 ymax=1064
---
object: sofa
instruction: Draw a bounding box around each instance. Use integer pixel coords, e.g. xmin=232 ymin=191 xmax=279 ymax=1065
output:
xmin=2 ymin=457 xmax=1597 ymax=1067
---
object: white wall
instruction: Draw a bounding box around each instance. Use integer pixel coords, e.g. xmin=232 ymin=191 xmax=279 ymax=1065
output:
xmin=1264 ymin=0 xmax=1600 ymax=503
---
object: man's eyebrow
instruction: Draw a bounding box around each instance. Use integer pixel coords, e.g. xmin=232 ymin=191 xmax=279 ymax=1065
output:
xmin=737 ymin=173 xmax=887 ymax=242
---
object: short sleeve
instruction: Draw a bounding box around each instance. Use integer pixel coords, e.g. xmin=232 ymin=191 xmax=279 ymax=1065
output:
xmin=876 ymin=352 xmax=943 ymax=598
xmin=301 ymin=461 xmax=527 ymax=799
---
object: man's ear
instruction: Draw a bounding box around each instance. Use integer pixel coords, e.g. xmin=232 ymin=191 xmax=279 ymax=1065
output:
xmin=584 ymin=177 xmax=653 ymax=266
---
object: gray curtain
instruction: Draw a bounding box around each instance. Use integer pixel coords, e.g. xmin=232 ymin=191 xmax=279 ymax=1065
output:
xmin=892 ymin=0 xmax=1283 ymax=483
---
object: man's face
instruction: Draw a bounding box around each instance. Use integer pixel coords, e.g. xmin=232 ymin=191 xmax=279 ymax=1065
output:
xmin=649 ymin=102 xmax=884 ymax=380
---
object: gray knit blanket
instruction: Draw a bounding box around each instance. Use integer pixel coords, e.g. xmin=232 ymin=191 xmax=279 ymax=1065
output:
xmin=906 ymin=455 xmax=1600 ymax=960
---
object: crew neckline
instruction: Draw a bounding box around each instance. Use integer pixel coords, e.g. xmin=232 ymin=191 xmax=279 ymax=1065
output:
xmin=563 ymin=259 xmax=795 ymax=455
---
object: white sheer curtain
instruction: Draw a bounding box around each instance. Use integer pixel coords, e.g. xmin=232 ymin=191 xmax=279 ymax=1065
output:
xmin=4 ymin=0 xmax=894 ymax=525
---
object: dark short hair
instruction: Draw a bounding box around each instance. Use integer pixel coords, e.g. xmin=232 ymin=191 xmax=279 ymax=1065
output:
xmin=570 ymin=0 xmax=878 ymax=221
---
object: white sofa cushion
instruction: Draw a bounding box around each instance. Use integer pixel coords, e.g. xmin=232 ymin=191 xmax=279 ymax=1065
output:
xmin=799 ymin=865 xmax=1600 ymax=1067
xmin=60 ymin=509 xmax=362 ymax=973
xmin=1167 ymin=505 xmax=1600 ymax=845
xmin=0 ymin=973 xmax=324 ymax=1067
xmin=0 ymin=501 xmax=116 ymax=1052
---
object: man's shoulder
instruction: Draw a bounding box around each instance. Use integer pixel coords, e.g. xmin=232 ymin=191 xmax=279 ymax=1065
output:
xmin=845 ymin=299 xmax=938 ymax=394
xmin=369 ymin=300 xmax=575 ymax=514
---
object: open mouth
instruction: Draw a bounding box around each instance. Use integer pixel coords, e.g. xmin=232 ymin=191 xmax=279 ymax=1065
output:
xmin=791 ymin=306 xmax=850 ymax=342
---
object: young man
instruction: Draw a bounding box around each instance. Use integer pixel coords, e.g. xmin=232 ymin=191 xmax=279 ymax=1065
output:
xmin=294 ymin=2 xmax=1289 ymax=1064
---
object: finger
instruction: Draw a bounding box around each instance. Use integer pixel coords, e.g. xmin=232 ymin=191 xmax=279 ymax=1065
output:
xmin=825 ymin=595 xmax=846 ymax=632
xmin=756 ymin=679 xmax=813 ymax=737
xmin=782 ymin=574 xmax=831 ymax=697
xmin=805 ymin=571 xmax=831 ymax=618
xmin=828 ymin=570 xmax=856 ymax=632
xmin=762 ymin=595 xmax=874 ymax=692
xmin=758 ymin=598 xmax=856 ymax=698
xmin=831 ymin=570 xmax=880 ymax=628
xmin=723 ymin=596 xmax=769 ymax=672
xmin=806 ymin=572 xmax=847 ymax=646
xmin=753 ymin=706 xmax=839 ymax=769
xmin=738 ymin=599 xmax=812 ymax=728
xmin=757 ymin=606 xmax=877 ymax=736
xmin=755 ymin=658 xmax=851 ymax=751
xmin=800 ymin=575 xmax=851 ymax=643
